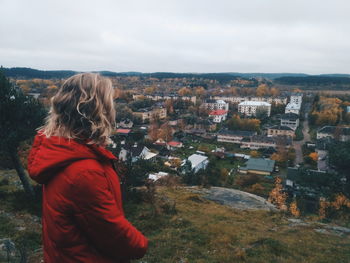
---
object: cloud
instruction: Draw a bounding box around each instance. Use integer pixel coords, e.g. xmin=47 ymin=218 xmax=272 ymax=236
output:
xmin=0 ymin=0 xmax=349 ymax=73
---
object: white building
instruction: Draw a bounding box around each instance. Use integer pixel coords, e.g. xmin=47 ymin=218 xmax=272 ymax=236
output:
xmin=203 ymin=99 xmax=229 ymax=111
xmin=280 ymin=113 xmax=300 ymax=130
xmin=290 ymin=93 xmax=303 ymax=106
xmin=238 ymin=101 xmax=271 ymax=117
xmin=148 ymin=172 xmax=169 ymax=181
xmin=285 ymin=103 xmax=300 ymax=115
xmin=187 ymin=154 xmax=209 ymax=173
xmin=209 ymin=110 xmax=228 ymax=123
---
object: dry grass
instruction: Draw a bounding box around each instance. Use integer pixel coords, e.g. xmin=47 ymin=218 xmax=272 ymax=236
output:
xmin=128 ymin=187 xmax=350 ymax=263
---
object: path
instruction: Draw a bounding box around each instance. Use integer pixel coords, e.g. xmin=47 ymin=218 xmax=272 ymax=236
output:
xmin=294 ymin=103 xmax=312 ymax=165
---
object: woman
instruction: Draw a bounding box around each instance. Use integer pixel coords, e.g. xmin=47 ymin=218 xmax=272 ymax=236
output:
xmin=28 ymin=73 xmax=148 ymax=263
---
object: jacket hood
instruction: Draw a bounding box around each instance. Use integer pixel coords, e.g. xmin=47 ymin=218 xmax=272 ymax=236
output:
xmin=28 ymin=132 xmax=116 ymax=184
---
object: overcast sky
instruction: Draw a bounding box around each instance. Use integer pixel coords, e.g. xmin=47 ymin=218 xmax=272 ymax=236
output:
xmin=1 ymin=0 xmax=350 ymax=74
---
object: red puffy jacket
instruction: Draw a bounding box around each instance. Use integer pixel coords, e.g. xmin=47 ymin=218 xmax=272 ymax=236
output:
xmin=28 ymin=133 xmax=148 ymax=263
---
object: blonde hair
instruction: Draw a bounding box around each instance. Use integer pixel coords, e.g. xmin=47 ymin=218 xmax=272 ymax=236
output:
xmin=41 ymin=73 xmax=116 ymax=145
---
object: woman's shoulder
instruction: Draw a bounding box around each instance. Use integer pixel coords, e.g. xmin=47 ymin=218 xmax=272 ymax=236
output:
xmin=65 ymin=159 xmax=105 ymax=176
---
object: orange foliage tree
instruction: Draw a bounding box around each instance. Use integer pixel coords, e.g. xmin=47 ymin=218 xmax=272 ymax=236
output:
xmin=268 ymin=177 xmax=287 ymax=211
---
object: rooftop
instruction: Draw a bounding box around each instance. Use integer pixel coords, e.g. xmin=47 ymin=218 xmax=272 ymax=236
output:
xmin=281 ymin=112 xmax=299 ymax=121
xmin=209 ymin=109 xmax=228 ymax=116
xmin=244 ymin=158 xmax=275 ymax=173
xmin=318 ymin=125 xmax=350 ymax=135
xmin=218 ymin=129 xmax=256 ymax=137
xmin=188 ymin=154 xmax=208 ymax=168
xmin=238 ymin=101 xmax=271 ymax=106
xmin=268 ymin=125 xmax=294 ymax=131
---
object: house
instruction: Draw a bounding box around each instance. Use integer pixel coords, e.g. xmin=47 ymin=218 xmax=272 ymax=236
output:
xmin=154 ymin=138 xmax=167 ymax=146
xmin=317 ymin=126 xmax=350 ymax=141
xmin=280 ymin=113 xmax=299 ymax=130
xmin=217 ymin=129 xmax=256 ymax=144
xmin=238 ymin=101 xmax=271 ymax=117
xmin=202 ymin=99 xmax=229 ymax=111
xmin=211 ymin=96 xmax=287 ymax=105
xmin=133 ymin=107 xmax=167 ymax=122
xmin=115 ymin=128 xmax=131 ymax=136
xmin=285 ymin=167 xmax=327 ymax=189
xmin=267 ymin=125 xmax=295 ymax=138
xmin=186 ymin=153 xmax=209 ymax=173
xmin=285 ymin=103 xmax=300 ymax=115
xmin=119 ymin=143 xmax=157 ymax=162
xmin=148 ymin=172 xmax=169 ymax=181
xmin=117 ymin=119 xmax=133 ymax=128
xmin=239 ymin=158 xmax=275 ymax=175
xmin=290 ymin=93 xmax=303 ymax=106
xmin=240 ymin=135 xmax=292 ymax=150
xmin=143 ymin=92 xmax=197 ymax=104
xmin=167 ymin=141 xmax=183 ymax=150
xmin=209 ymin=109 xmax=228 ymax=123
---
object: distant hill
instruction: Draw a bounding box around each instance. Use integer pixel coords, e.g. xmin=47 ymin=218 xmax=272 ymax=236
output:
xmin=275 ymin=76 xmax=350 ymax=86
xmin=2 ymin=67 xmax=350 ymax=83
xmin=1 ymin=67 xmax=78 ymax=79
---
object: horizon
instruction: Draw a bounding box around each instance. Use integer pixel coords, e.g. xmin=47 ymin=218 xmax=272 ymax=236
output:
xmin=3 ymin=66 xmax=350 ymax=76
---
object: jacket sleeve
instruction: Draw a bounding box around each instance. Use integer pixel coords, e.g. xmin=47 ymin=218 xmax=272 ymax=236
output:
xmin=73 ymin=169 xmax=148 ymax=260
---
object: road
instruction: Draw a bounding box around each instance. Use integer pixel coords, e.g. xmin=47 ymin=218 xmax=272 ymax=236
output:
xmin=293 ymin=103 xmax=312 ymax=165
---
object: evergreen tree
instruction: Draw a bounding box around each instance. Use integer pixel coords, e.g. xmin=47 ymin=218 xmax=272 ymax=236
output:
xmin=0 ymin=70 xmax=46 ymax=197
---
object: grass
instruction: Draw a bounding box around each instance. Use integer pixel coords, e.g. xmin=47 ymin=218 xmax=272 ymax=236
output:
xmin=1 ymin=170 xmax=349 ymax=263
xmin=127 ymin=187 xmax=350 ymax=263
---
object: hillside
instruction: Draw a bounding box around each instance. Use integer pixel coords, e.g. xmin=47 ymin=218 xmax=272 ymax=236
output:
xmin=0 ymin=170 xmax=349 ymax=262
xmin=127 ymin=187 xmax=350 ymax=263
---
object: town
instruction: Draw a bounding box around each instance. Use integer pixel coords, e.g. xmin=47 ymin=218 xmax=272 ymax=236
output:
xmin=1 ymin=69 xmax=350 ymax=262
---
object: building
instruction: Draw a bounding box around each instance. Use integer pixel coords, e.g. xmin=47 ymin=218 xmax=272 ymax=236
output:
xmin=238 ymin=101 xmax=271 ymax=117
xmin=211 ymin=96 xmax=287 ymax=105
xmin=209 ymin=109 xmax=228 ymax=123
xmin=117 ymin=119 xmax=133 ymax=128
xmin=239 ymin=158 xmax=275 ymax=175
xmin=217 ymin=129 xmax=256 ymax=144
xmin=119 ymin=143 xmax=157 ymax=162
xmin=167 ymin=141 xmax=183 ymax=150
xmin=290 ymin=93 xmax=303 ymax=106
xmin=133 ymin=107 xmax=167 ymax=122
xmin=267 ymin=125 xmax=295 ymax=137
xmin=148 ymin=172 xmax=169 ymax=181
xmin=316 ymin=126 xmax=350 ymax=142
xmin=139 ymin=93 xmax=197 ymax=104
xmin=115 ymin=128 xmax=131 ymax=136
xmin=280 ymin=113 xmax=299 ymax=130
xmin=202 ymin=99 xmax=229 ymax=111
xmin=285 ymin=103 xmax=300 ymax=115
xmin=186 ymin=154 xmax=209 ymax=173
xmin=240 ymin=135 xmax=292 ymax=150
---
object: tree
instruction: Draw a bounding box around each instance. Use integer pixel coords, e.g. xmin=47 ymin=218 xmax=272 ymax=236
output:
xmin=0 ymin=70 xmax=46 ymax=197
xmin=289 ymin=200 xmax=301 ymax=217
xmin=268 ymin=177 xmax=287 ymax=211
xmin=178 ymin=87 xmax=191 ymax=96
xmin=256 ymin=84 xmax=269 ymax=96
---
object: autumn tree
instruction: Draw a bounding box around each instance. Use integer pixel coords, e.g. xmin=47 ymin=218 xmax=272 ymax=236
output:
xmin=270 ymin=87 xmax=280 ymax=97
xmin=268 ymin=177 xmax=287 ymax=211
xmin=178 ymin=87 xmax=192 ymax=96
xmin=256 ymin=84 xmax=269 ymax=96
xmin=227 ymin=114 xmax=260 ymax=132
xmin=195 ymin=86 xmax=206 ymax=97
xmin=0 ymin=71 xmax=46 ymax=197
xmin=289 ymin=200 xmax=301 ymax=217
